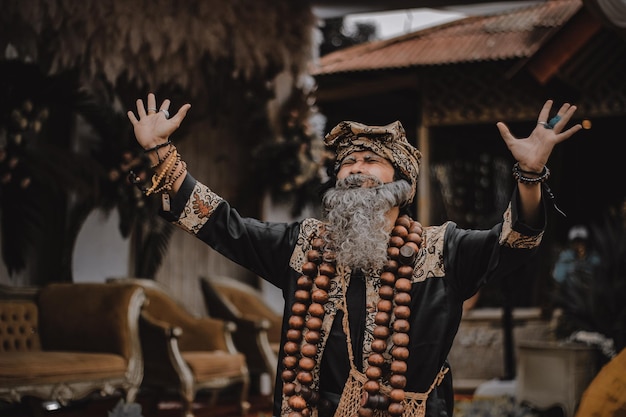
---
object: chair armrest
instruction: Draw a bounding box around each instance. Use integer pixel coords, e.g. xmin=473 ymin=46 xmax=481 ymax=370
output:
xmin=173 ymin=315 xmax=239 ymax=355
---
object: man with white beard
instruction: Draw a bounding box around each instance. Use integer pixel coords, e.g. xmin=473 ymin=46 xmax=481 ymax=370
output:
xmin=128 ymin=94 xmax=582 ymax=417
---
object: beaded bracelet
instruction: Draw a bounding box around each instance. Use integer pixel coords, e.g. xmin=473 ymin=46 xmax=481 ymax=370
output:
xmin=144 ymin=140 xmax=172 ymax=165
xmin=150 ymin=145 xmax=175 ymax=168
xmin=512 ymin=162 xmax=550 ymax=184
xmin=143 ymin=140 xmax=172 ymax=154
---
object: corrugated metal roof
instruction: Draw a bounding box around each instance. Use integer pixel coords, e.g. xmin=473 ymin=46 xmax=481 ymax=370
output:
xmin=312 ymin=0 xmax=582 ymax=75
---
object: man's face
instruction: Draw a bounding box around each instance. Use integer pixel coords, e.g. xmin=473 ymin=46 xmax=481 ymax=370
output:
xmin=336 ymin=150 xmax=395 ymax=185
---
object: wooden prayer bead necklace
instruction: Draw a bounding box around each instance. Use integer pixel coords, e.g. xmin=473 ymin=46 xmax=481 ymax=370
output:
xmin=282 ymin=215 xmax=423 ymax=417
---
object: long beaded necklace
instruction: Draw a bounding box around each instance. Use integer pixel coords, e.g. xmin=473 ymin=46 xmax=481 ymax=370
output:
xmin=282 ymin=214 xmax=423 ymax=417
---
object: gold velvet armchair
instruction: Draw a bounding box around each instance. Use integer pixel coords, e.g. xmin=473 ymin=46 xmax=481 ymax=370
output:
xmin=109 ymin=278 xmax=250 ymax=417
xmin=0 ymin=282 xmax=146 ymax=411
xmin=199 ymin=276 xmax=282 ymax=398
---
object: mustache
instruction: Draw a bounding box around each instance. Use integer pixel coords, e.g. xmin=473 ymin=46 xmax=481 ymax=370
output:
xmin=335 ymin=174 xmax=384 ymax=190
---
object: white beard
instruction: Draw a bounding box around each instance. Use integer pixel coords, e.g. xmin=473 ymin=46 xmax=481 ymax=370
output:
xmin=322 ymin=174 xmax=412 ymax=272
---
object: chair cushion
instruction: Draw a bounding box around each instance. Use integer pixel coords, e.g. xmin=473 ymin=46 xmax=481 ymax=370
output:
xmin=183 ymin=351 xmax=247 ymax=381
xmin=0 ymin=351 xmax=127 ymax=385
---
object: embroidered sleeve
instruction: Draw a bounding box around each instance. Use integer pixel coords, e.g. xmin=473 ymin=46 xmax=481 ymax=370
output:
xmin=413 ymin=222 xmax=448 ymax=282
xmin=173 ymin=182 xmax=224 ymax=235
xmin=498 ymin=203 xmax=544 ymax=248
xmin=289 ymin=218 xmax=324 ymax=272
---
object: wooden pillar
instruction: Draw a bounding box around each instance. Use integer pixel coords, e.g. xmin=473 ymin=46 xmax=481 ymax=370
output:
xmin=417 ymin=124 xmax=431 ymax=226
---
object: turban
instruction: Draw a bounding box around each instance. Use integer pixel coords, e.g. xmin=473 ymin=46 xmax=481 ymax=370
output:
xmin=324 ymin=120 xmax=422 ymax=203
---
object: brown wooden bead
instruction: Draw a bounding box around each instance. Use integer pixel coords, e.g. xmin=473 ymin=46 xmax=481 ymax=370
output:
xmin=288 ymin=394 xmax=307 ymax=411
xmin=297 ymin=275 xmax=313 ymax=290
xmin=314 ymin=274 xmax=331 ymax=290
xmin=392 ymin=319 xmax=410 ymax=333
xmin=389 ymin=374 xmax=407 ymax=389
xmin=399 ymin=245 xmax=417 ymax=265
xmin=301 ymin=408 xmax=311 ymax=417
xmin=302 ymin=261 xmax=318 ymax=277
xmin=288 ymin=315 xmax=305 ymax=329
xmin=404 ymin=241 xmax=420 ymax=254
xmin=390 ymin=360 xmax=407 ymax=374
xmin=391 ymin=346 xmax=409 ymax=361
xmin=389 ymin=235 xmax=405 ymax=248
xmin=318 ymin=263 xmax=336 ymax=277
xmin=371 ymin=338 xmax=387 ymax=353
xmin=311 ymin=289 xmax=329 ymax=304
xmin=295 ymin=289 xmax=311 ymax=302
xmin=394 ymin=292 xmax=411 ymax=306
xmin=283 ymin=382 xmax=296 ymax=395
xmin=308 ymin=302 xmax=325 ymax=318
xmin=407 ymin=232 xmax=422 ymax=246
xmin=389 ymin=389 xmax=406 ymax=403
xmin=299 ymin=356 xmax=316 ymax=371
xmin=395 ymin=277 xmax=412 ymax=292
xmin=282 ymin=369 xmax=296 ymax=382
xmin=383 ymin=259 xmax=398 ymax=273
xmin=394 ymin=305 xmax=411 ymax=319
xmin=367 ymin=353 xmax=385 ymax=367
xmin=378 ymin=284 xmax=394 ymax=300
xmin=311 ymin=238 xmax=324 ymax=249
xmin=358 ymin=407 xmax=374 ymax=417
xmin=304 ymin=330 xmax=320 ymax=344
xmin=286 ymin=328 xmax=302 ymax=342
xmin=283 ymin=355 xmax=298 ymax=369
xmin=374 ymin=311 xmax=390 ymax=326
xmin=397 ymin=265 xmax=413 ymax=278
xmin=365 ymin=365 xmax=383 ymax=380
xmin=367 ymin=353 xmax=385 ymax=368
xmin=388 ymin=402 xmax=405 ymax=416
xmin=387 ymin=246 xmax=400 ymax=259
xmin=291 ymin=303 xmax=307 ymax=316
xmin=306 ymin=316 xmax=323 ymax=331
xmin=392 ymin=332 xmax=410 ymax=347
xmin=288 ymin=412 xmax=303 ymax=417
xmin=307 ymin=249 xmax=321 ymax=263
xmin=297 ymin=371 xmax=313 ymax=385
xmin=301 ymin=343 xmax=318 ymax=357
xmin=377 ymin=299 xmax=393 ymax=312
xmin=380 ymin=271 xmax=396 ymax=285
xmin=283 ymin=341 xmax=300 ymax=355
xmin=409 ymin=222 xmax=423 ymax=235
xmin=368 ymin=394 xmax=389 ymax=409
xmin=363 ymin=379 xmax=380 ymax=394
xmin=373 ymin=325 xmax=390 ymax=339
xmin=391 ymin=225 xmax=409 ymax=238
xmin=395 ymin=216 xmax=411 ymax=228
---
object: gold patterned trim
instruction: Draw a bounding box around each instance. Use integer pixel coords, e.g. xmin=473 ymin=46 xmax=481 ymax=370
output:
xmin=174 ymin=182 xmax=223 ymax=235
xmin=498 ymin=204 xmax=543 ymax=248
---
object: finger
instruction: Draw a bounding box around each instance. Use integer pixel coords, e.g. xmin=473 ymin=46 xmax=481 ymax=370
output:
xmin=537 ymin=99 xmax=553 ymax=123
xmin=127 ymin=110 xmax=138 ymax=124
xmin=554 ymin=124 xmax=583 ymax=145
xmin=147 ymin=93 xmax=156 ymax=110
xmin=496 ymin=121 xmax=515 ymax=146
xmin=170 ymin=103 xmax=192 ymax=124
xmin=136 ymin=99 xmax=146 ymax=118
xmin=159 ymin=99 xmax=171 ymax=112
xmin=552 ymin=104 xmax=576 ymax=131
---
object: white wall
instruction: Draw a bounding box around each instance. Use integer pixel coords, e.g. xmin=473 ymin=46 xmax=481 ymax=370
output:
xmin=72 ymin=209 xmax=129 ymax=283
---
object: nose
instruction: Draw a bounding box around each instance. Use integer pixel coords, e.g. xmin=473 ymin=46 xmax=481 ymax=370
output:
xmin=349 ymin=160 xmax=365 ymax=174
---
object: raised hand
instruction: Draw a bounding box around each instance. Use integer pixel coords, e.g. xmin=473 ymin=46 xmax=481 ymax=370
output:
xmin=127 ymin=93 xmax=191 ymax=150
xmin=497 ymin=99 xmax=583 ymax=172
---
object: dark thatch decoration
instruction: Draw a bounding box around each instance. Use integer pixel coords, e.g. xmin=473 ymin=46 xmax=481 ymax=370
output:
xmin=0 ymin=0 xmax=319 ymax=284
xmin=1 ymin=0 xmax=316 ymax=100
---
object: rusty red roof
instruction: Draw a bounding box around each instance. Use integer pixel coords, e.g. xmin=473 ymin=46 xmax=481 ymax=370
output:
xmin=311 ymin=0 xmax=583 ymax=75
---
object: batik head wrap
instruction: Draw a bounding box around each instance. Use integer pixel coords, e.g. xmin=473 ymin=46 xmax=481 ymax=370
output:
xmin=324 ymin=120 xmax=422 ymax=203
